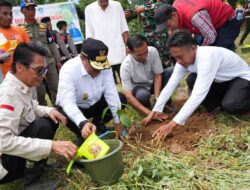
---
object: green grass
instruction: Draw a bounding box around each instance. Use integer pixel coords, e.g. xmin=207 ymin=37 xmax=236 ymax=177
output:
xmin=1 ymin=33 xmax=250 ymax=190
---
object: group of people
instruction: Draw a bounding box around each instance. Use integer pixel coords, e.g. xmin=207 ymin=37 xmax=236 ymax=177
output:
xmin=0 ymin=0 xmax=250 ymax=189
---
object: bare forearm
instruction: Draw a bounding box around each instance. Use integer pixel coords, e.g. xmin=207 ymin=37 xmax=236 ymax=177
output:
xmin=125 ymin=93 xmax=151 ymax=115
xmin=122 ymin=31 xmax=129 ymax=45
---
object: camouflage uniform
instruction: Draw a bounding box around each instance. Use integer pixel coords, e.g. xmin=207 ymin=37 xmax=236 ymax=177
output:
xmin=19 ymin=22 xmax=61 ymax=105
xmin=140 ymin=0 xmax=173 ymax=67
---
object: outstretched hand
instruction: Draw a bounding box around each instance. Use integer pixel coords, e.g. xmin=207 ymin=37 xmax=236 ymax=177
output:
xmin=152 ymin=121 xmax=177 ymax=141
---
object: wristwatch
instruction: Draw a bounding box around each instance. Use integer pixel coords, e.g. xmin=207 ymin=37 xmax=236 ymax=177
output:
xmin=78 ymin=120 xmax=88 ymax=131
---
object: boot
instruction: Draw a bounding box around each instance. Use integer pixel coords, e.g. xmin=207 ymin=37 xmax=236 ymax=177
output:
xmin=23 ymin=160 xmax=60 ymax=190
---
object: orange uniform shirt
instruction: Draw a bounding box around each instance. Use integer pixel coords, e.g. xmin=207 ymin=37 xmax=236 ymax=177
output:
xmin=0 ymin=25 xmax=30 ymax=77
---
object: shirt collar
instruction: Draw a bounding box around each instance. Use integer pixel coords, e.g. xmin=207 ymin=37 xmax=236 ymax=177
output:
xmin=78 ymin=56 xmax=88 ymax=77
xmin=5 ymin=72 xmax=29 ymax=94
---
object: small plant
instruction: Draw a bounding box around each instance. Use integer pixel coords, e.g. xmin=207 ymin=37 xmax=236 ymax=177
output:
xmin=101 ymin=104 xmax=132 ymax=129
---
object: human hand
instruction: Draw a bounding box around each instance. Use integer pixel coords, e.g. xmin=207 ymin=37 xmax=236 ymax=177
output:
xmin=152 ymin=121 xmax=177 ymax=141
xmin=81 ymin=122 xmax=96 ymax=139
xmin=134 ymin=6 xmax=145 ymax=14
xmin=57 ymin=62 xmax=62 ymax=70
xmin=125 ymin=10 xmax=132 ymax=18
xmin=114 ymin=123 xmax=127 ymax=138
xmin=141 ymin=111 xmax=156 ymax=125
xmin=49 ymin=109 xmax=67 ymax=125
xmin=51 ymin=141 xmax=77 ymax=160
xmin=153 ymin=112 xmax=169 ymax=122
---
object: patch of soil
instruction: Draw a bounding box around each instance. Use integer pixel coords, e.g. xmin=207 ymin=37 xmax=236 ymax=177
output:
xmin=127 ymin=99 xmax=216 ymax=153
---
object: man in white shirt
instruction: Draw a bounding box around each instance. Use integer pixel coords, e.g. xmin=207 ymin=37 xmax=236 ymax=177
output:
xmin=56 ymin=38 xmax=127 ymax=143
xmin=120 ymin=34 xmax=174 ymax=116
xmin=143 ymin=30 xmax=250 ymax=141
xmin=0 ymin=42 xmax=77 ymax=189
xmin=85 ymin=0 xmax=129 ymax=84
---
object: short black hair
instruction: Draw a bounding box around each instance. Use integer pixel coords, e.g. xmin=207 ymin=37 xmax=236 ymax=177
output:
xmin=167 ymin=30 xmax=196 ymax=49
xmin=41 ymin=16 xmax=51 ymax=23
xmin=127 ymin=34 xmax=148 ymax=51
xmin=56 ymin=20 xmax=67 ymax=30
xmin=11 ymin=42 xmax=48 ymax=73
xmin=0 ymin=1 xmax=12 ymax=8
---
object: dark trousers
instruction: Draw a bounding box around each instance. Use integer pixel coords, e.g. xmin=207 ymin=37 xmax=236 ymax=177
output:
xmin=111 ymin=64 xmax=121 ymax=84
xmin=240 ymin=18 xmax=250 ymax=44
xmin=132 ymin=67 xmax=174 ymax=108
xmin=186 ymin=73 xmax=250 ymax=114
xmin=58 ymin=94 xmax=127 ymax=139
xmin=211 ymin=17 xmax=242 ymax=51
xmin=0 ymin=118 xmax=56 ymax=184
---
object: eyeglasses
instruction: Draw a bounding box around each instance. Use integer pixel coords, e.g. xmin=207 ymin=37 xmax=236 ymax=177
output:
xmin=29 ymin=65 xmax=48 ymax=76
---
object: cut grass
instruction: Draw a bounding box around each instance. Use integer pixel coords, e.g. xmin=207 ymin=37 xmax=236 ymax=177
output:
xmin=1 ymin=33 xmax=250 ymax=190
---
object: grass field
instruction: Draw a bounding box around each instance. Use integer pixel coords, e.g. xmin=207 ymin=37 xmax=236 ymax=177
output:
xmin=0 ymin=33 xmax=250 ymax=190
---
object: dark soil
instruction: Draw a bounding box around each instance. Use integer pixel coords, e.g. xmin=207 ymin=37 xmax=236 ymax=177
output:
xmin=127 ymin=99 xmax=216 ymax=153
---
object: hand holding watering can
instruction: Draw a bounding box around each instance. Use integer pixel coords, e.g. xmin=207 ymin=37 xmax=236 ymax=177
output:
xmin=66 ymin=130 xmax=118 ymax=174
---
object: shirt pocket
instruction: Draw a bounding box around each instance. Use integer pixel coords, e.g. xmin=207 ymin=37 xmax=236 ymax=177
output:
xmin=20 ymin=105 xmax=36 ymax=126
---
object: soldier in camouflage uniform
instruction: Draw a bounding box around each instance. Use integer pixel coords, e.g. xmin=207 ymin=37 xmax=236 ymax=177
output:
xmin=126 ymin=0 xmax=174 ymax=67
xmin=19 ymin=0 xmax=61 ymax=105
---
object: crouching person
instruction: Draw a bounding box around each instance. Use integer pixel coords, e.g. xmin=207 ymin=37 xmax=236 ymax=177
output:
xmin=0 ymin=42 xmax=77 ymax=190
xmin=56 ymin=38 xmax=127 ymax=144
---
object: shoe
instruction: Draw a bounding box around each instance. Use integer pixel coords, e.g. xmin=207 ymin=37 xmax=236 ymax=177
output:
xmin=24 ymin=178 xmax=60 ymax=190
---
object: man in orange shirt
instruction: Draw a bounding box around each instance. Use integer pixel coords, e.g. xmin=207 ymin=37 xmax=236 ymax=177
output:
xmin=0 ymin=1 xmax=30 ymax=78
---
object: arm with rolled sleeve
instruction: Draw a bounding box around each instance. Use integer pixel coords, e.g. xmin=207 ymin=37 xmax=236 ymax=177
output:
xmin=173 ymin=59 xmax=219 ymax=125
xmin=102 ymin=69 xmax=121 ymax=123
xmin=0 ymin=96 xmax=52 ymax=162
xmin=153 ymin=64 xmax=188 ymax=112
xmin=85 ymin=6 xmax=95 ymax=38
xmin=58 ymin=69 xmax=87 ymax=126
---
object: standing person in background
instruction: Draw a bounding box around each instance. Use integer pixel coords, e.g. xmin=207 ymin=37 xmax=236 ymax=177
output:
xmin=0 ymin=1 xmax=30 ymax=79
xmin=154 ymin=0 xmax=242 ymax=51
xmin=19 ymin=0 xmax=61 ymax=105
xmin=125 ymin=0 xmax=174 ymax=67
xmin=56 ymin=20 xmax=78 ymax=64
xmin=239 ymin=0 xmax=250 ymax=46
xmin=85 ymin=0 xmax=129 ymax=84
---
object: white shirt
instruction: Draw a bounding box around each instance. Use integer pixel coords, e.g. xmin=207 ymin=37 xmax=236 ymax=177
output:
xmin=153 ymin=46 xmax=250 ymax=125
xmin=56 ymin=56 xmax=121 ymax=126
xmin=85 ymin=0 xmax=129 ymax=65
xmin=0 ymin=73 xmax=53 ymax=180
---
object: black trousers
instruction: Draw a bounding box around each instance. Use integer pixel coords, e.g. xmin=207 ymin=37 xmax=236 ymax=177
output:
xmin=240 ymin=18 xmax=250 ymax=44
xmin=0 ymin=118 xmax=56 ymax=184
xmin=211 ymin=17 xmax=242 ymax=51
xmin=57 ymin=94 xmax=127 ymax=139
xmin=132 ymin=67 xmax=174 ymax=109
xmin=111 ymin=64 xmax=121 ymax=84
xmin=186 ymin=73 xmax=250 ymax=114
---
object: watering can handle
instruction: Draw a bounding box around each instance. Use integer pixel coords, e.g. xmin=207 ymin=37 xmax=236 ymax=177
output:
xmin=66 ymin=159 xmax=76 ymax=175
xmin=98 ymin=130 xmax=111 ymax=139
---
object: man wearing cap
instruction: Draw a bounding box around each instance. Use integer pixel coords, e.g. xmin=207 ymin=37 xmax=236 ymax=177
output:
xmin=56 ymin=38 xmax=127 ymax=142
xmin=125 ymin=0 xmax=173 ymax=67
xmin=19 ymin=0 xmax=61 ymax=105
xmin=154 ymin=0 xmax=242 ymax=51
xmin=0 ymin=1 xmax=30 ymax=80
xmin=0 ymin=42 xmax=77 ymax=189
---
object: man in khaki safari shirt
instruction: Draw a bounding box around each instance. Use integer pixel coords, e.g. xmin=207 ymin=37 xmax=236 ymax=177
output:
xmin=0 ymin=42 xmax=77 ymax=190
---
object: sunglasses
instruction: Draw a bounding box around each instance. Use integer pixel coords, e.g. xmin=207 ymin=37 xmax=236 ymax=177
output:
xmin=29 ymin=65 xmax=48 ymax=76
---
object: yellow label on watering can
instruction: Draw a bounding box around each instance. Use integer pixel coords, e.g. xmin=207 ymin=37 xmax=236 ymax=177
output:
xmin=78 ymin=133 xmax=110 ymax=160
